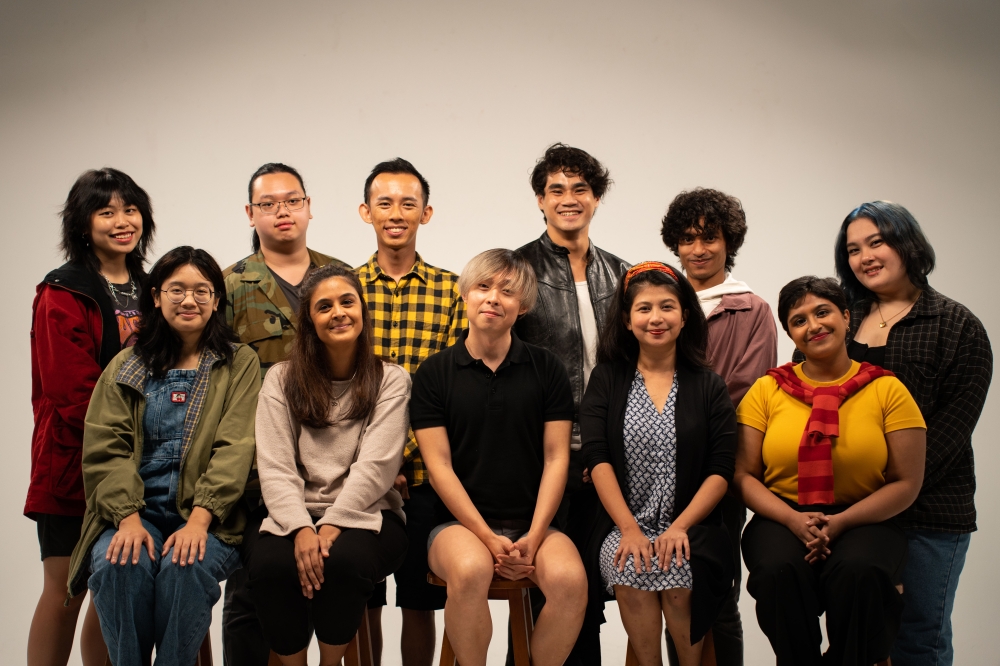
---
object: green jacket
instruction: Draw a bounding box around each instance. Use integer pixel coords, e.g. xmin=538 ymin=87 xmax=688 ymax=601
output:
xmin=223 ymin=248 xmax=351 ymax=381
xmin=67 ymin=344 xmax=260 ymax=598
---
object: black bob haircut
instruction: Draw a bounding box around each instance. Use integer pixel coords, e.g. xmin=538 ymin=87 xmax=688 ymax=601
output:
xmin=363 ymin=157 xmax=430 ymax=207
xmin=60 ymin=168 xmax=156 ymax=277
xmin=596 ymin=264 xmax=708 ymax=370
xmin=530 ymin=143 xmax=612 ymax=204
xmin=660 ymin=188 xmax=747 ymax=273
xmin=247 ymin=163 xmax=307 ymax=253
xmin=777 ymin=276 xmax=849 ymax=335
xmin=134 ymin=246 xmax=238 ymax=376
xmin=835 ymin=201 xmax=936 ymax=306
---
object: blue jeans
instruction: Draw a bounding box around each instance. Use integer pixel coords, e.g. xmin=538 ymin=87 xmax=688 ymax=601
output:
xmin=89 ymin=518 xmax=241 ymax=666
xmin=891 ymin=530 xmax=971 ymax=666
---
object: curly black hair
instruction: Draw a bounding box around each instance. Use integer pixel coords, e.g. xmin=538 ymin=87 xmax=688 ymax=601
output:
xmin=530 ymin=143 xmax=612 ymax=201
xmin=660 ymin=188 xmax=747 ymax=272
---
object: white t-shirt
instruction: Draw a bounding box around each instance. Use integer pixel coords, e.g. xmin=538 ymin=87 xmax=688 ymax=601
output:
xmin=573 ymin=280 xmax=599 ymax=451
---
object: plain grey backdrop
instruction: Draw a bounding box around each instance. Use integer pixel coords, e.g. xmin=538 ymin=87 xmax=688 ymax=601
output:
xmin=2 ymin=0 xmax=997 ymax=663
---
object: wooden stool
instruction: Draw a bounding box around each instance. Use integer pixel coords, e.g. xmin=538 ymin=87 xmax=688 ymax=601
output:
xmin=427 ymin=572 xmax=536 ymax=666
xmin=266 ymin=607 xmax=374 ymax=666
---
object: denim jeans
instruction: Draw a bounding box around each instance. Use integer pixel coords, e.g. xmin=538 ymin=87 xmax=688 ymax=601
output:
xmin=89 ymin=518 xmax=241 ymax=666
xmin=891 ymin=530 xmax=971 ymax=666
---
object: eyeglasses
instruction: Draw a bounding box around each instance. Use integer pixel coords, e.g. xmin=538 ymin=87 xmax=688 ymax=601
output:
xmin=249 ymin=197 xmax=307 ymax=215
xmin=161 ymin=288 xmax=215 ymax=304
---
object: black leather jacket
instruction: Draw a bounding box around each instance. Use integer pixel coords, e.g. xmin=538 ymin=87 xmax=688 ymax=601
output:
xmin=515 ymin=232 xmax=631 ymax=430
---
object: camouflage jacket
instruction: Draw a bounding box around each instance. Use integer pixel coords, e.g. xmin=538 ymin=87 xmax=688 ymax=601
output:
xmin=223 ymin=249 xmax=351 ymax=382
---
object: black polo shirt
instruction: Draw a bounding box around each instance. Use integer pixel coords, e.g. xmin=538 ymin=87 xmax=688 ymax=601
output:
xmin=410 ymin=330 xmax=574 ymax=521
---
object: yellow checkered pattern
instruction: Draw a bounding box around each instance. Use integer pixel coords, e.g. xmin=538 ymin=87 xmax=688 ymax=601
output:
xmin=356 ymin=253 xmax=467 ymax=486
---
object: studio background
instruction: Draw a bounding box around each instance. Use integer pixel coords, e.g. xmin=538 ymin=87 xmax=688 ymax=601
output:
xmin=2 ymin=0 xmax=997 ymax=663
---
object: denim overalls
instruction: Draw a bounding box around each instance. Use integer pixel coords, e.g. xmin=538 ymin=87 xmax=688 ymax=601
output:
xmin=88 ymin=368 xmax=240 ymax=666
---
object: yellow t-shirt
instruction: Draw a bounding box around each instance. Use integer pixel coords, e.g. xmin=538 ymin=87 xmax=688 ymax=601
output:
xmin=736 ymin=361 xmax=926 ymax=504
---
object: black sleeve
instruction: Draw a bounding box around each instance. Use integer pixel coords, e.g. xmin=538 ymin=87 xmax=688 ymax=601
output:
xmin=409 ymin=354 xmax=447 ymax=430
xmin=922 ymin=314 xmax=993 ymax=488
xmin=543 ymin=352 xmax=575 ymax=422
xmin=581 ymin=363 xmax=614 ymax=471
xmin=704 ymin=372 xmax=737 ymax=482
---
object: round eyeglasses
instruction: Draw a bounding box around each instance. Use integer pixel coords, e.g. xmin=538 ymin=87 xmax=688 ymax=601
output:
xmin=161 ymin=288 xmax=215 ymax=304
xmin=249 ymin=197 xmax=307 ymax=215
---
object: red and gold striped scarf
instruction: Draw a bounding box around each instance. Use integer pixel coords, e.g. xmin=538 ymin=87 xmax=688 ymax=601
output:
xmin=766 ymin=362 xmax=893 ymax=505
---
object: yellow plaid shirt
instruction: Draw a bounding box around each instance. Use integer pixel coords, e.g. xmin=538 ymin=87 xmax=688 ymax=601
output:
xmin=356 ymin=253 xmax=467 ymax=486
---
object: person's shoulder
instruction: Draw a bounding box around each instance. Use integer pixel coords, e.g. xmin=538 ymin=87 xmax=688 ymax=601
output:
xmin=381 ymin=362 xmax=412 ymax=389
xmin=592 ymin=245 xmax=630 ymax=272
xmin=420 ymin=259 xmax=461 ymax=289
xmin=926 ymin=287 xmax=988 ymax=335
xmin=415 ymin=344 xmax=455 ymax=374
xmin=746 ymin=292 xmax=773 ymax=312
xmin=231 ymin=343 xmax=261 ymax=369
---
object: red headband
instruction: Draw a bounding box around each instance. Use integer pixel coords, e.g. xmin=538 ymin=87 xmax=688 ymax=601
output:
xmin=623 ymin=261 xmax=679 ymax=292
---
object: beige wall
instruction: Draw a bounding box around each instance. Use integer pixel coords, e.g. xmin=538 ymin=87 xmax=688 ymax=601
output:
xmin=2 ymin=0 xmax=997 ymax=662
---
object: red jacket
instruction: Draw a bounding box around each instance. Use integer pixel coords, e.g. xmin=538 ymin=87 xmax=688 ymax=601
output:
xmin=25 ymin=263 xmax=123 ymax=517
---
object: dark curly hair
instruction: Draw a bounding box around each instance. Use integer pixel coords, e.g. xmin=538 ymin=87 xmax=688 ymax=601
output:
xmin=660 ymin=188 xmax=747 ymax=272
xmin=835 ymin=201 xmax=936 ymax=306
xmin=60 ymin=168 xmax=156 ymax=277
xmin=530 ymin=143 xmax=612 ymax=204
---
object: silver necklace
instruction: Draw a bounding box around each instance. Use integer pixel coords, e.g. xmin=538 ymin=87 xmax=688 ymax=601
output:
xmin=331 ymin=372 xmax=358 ymax=407
xmin=101 ymin=271 xmax=138 ymax=307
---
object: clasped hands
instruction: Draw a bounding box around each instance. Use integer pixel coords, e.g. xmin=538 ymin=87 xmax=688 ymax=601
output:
xmin=294 ymin=524 xmax=342 ymax=599
xmin=786 ymin=511 xmax=845 ymax=564
xmin=487 ymin=531 xmax=541 ymax=581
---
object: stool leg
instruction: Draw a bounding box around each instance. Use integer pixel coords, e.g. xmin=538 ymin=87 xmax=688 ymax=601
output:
xmin=509 ymin=589 xmax=533 ymax=666
xmin=343 ymin=608 xmax=376 ymax=666
xmin=440 ymin=629 xmax=457 ymax=666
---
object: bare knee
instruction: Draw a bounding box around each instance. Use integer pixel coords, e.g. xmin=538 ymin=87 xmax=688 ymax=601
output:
xmin=445 ymin=557 xmax=493 ymax=599
xmin=539 ymin=563 xmax=588 ymax=612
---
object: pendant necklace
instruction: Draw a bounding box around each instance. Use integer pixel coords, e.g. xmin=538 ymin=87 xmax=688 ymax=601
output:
xmin=876 ymin=293 xmax=920 ymax=328
xmin=331 ymin=371 xmax=358 ymax=407
xmin=101 ymin=270 xmax=138 ymax=308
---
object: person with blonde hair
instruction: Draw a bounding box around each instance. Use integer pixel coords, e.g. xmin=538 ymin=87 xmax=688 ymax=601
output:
xmin=411 ymin=249 xmax=588 ymax=666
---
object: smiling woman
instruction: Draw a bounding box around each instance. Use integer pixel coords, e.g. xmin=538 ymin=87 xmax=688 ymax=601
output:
xmin=734 ymin=275 xmax=927 ymax=665
xmin=248 ymin=263 xmax=410 ymax=666
xmin=65 ymin=246 xmax=259 ymax=666
xmin=26 ymin=168 xmax=157 ymax=666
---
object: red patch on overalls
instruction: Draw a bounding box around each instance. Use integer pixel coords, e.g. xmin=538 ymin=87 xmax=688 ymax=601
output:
xmin=171 ymin=391 xmax=187 ymax=404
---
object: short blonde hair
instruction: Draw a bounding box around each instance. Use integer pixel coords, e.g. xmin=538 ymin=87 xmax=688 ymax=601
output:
xmin=458 ymin=249 xmax=538 ymax=313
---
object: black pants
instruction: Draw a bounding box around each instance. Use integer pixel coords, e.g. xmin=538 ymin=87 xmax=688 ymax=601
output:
xmin=506 ymin=450 xmax=601 ymax=666
xmin=222 ymin=504 xmax=270 ymax=666
xmin=666 ymin=493 xmax=745 ymax=665
xmin=742 ymin=505 xmax=906 ymax=666
xmin=393 ymin=483 xmax=450 ymax=611
xmin=248 ymin=510 xmax=408 ymax=656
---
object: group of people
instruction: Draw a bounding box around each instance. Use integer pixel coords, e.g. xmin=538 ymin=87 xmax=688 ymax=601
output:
xmin=25 ymin=144 xmax=991 ymax=666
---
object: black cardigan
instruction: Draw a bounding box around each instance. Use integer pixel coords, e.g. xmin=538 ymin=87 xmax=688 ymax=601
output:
xmin=580 ymin=360 xmax=737 ymax=643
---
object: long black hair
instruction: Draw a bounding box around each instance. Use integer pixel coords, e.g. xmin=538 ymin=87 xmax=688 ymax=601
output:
xmin=60 ymin=168 xmax=156 ymax=276
xmin=134 ymin=247 xmax=237 ymax=376
xmin=283 ymin=264 xmax=384 ymax=428
xmin=835 ymin=201 xmax=936 ymax=306
xmin=596 ymin=263 xmax=708 ymax=370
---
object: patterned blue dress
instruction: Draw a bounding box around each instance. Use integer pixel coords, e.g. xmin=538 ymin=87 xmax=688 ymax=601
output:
xmin=600 ymin=370 xmax=693 ymax=594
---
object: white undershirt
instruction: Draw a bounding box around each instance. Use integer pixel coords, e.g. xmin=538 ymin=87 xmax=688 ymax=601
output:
xmin=573 ymin=280 xmax=599 ymax=451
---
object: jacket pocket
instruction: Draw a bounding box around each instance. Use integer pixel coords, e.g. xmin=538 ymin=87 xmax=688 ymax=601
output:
xmin=48 ymin=426 xmax=85 ymax=499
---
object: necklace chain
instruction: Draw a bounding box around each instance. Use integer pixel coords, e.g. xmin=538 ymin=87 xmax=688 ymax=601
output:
xmin=101 ymin=271 xmax=137 ymax=308
xmin=876 ymin=293 xmax=920 ymax=329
